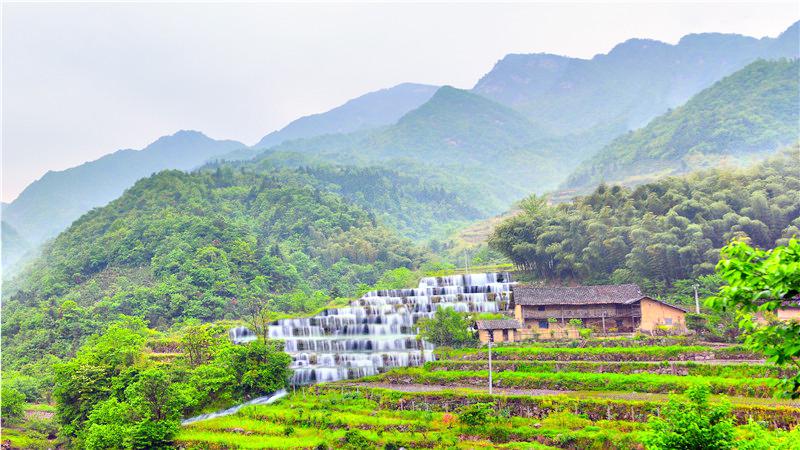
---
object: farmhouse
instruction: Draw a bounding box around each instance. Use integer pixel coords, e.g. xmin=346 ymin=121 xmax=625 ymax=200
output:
xmin=511 ymin=284 xmax=687 ymax=338
xmin=476 ymin=319 xmax=523 ymax=343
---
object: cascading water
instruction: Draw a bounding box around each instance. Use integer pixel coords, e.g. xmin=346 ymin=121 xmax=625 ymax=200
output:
xmin=181 ymin=272 xmax=514 ymax=424
xmin=270 ymin=272 xmax=514 ymax=385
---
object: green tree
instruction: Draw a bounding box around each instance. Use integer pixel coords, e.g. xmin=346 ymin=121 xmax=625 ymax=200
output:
xmin=1 ymin=384 xmax=26 ymax=425
xmin=417 ymin=308 xmax=477 ymax=347
xmin=643 ymin=385 xmax=734 ymax=450
xmin=707 ymin=238 xmax=800 ymax=398
xmin=179 ymin=323 xmax=218 ymax=367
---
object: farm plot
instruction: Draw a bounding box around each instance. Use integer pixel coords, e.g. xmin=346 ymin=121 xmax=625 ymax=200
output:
xmin=177 ymin=341 xmax=800 ymax=448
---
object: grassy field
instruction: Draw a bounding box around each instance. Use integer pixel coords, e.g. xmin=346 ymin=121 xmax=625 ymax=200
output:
xmin=175 ymin=340 xmax=800 ymax=449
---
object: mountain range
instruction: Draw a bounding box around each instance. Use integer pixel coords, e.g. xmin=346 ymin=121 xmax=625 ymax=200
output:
xmin=473 ymin=21 xmax=799 ymax=136
xmin=2 ymin=21 xmax=798 ymax=275
xmin=565 ymin=58 xmax=800 ymax=189
xmin=2 ymin=131 xmax=244 ymax=248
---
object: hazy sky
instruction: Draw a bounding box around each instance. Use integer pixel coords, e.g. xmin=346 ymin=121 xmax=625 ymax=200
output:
xmin=2 ymin=2 xmax=798 ymax=202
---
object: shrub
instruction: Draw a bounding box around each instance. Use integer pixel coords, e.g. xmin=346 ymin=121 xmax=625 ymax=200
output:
xmin=0 ymin=385 xmax=26 ymax=425
xmin=488 ymin=426 xmax=511 ymax=443
xmin=458 ymin=402 xmax=495 ymax=427
xmin=685 ymin=313 xmax=708 ymax=333
xmin=568 ymin=319 xmax=583 ymax=328
xmin=342 ymin=429 xmax=373 ymax=450
xmin=643 ymin=385 xmax=734 ymax=450
xmin=417 ymin=308 xmax=477 ymax=348
xmin=579 ymin=328 xmax=593 ymax=339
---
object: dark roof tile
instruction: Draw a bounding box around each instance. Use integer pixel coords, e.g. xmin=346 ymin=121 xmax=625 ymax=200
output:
xmin=513 ymin=284 xmax=643 ymax=306
xmin=476 ymin=319 xmax=522 ymax=330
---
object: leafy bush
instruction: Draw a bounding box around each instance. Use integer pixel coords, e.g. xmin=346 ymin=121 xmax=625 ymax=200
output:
xmin=1 ymin=384 xmax=26 ymax=425
xmin=417 ymin=308 xmax=477 ymax=348
xmin=458 ymin=402 xmax=495 ymax=427
xmin=487 ymin=426 xmax=511 ymax=443
xmin=342 ymin=429 xmax=373 ymax=450
xmin=644 ymin=385 xmax=734 ymax=450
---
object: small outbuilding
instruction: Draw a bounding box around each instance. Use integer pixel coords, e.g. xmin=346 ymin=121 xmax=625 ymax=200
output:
xmin=476 ymin=319 xmax=523 ymax=343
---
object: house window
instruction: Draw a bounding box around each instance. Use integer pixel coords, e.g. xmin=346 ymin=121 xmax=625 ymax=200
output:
xmin=664 ymin=318 xmax=673 ymax=325
xmin=538 ymin=320 xmax=549 ymax=329
xmin=537 ymin=306 xmax=546 ymax=311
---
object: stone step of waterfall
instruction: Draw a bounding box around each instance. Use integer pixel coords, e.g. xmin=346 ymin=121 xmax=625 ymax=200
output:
xmin=263 ymin=272 xmax=515 ymax=385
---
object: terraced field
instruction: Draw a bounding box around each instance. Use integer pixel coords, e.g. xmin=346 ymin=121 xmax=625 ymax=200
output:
xmin=176 ymin=341 xmax=800 ymax=449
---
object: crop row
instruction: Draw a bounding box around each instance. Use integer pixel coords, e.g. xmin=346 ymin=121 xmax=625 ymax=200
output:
xmin=369 ymin=368 xmax=777 ymax=398
xmin=424 ymin=360 xmax=790 ymax=378
xmin=178 ymin=388 xmax=800 ymax=449
xmin=438 ymin=345 xmax=758 ymax=362
xmin=317 ymin=385 xmax=800 ymax=430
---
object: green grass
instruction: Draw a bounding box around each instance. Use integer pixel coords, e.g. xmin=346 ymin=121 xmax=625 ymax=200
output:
xmin=371 ymin=367 xmax=777 ymax=397
xmin=424 ymin=360 xmax=790 ymax=378
xmin=439 ymin=344 xmax=756 ymax=361
xmin=176 ymin=387 xmax=800 ymax=449
xmin=0 ymin=427 xmax=52 ymax=449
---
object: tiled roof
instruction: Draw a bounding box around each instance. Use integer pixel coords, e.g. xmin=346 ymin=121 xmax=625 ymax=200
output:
xmin=513 ymin=284 xmax=644 ymax=306
xmin=476 ymin=319 xmax=522 ymax=330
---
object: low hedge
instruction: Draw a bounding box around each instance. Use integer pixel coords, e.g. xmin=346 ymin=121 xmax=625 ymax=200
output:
xmin=438 ymin=345 xmax=758 ymax=362
xmin=315 ymin=385 xmax=800 ymax=430
xmin=424 ymin=360 xmax=791 ymax=379
xmin=372 ymin=368 xmax=777 ymax=398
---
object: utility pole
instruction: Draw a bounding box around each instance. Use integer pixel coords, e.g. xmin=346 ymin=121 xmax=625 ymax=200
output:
xmin=693 ymin=284 xmax=700 ymax=314
xmin=488 ymin=340 xmax=493 ymax=395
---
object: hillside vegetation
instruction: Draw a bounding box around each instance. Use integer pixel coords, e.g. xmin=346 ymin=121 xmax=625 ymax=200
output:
xmin=262 ymin=86 xmax=587 ymax=213
xmin=490 ymin=150 xmax=800 ymax=286
xmin=566 ymin=59 xmax=800 ymax=189
xmin=2 ymin=166 xmax=434 ymax=368
xmin=2 ymin=131 xmax=244 ymax=255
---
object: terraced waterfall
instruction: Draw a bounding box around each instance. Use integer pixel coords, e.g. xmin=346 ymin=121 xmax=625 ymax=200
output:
xmin=183 ymin=272 xmax=513 ymax=423
xmin=270 ymin=272 xmax=514 ymax=385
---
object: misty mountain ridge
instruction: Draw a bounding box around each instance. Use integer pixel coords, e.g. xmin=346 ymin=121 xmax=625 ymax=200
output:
xmin=252 ymin=83 xmax=438 ymax=148
xmin=2 ymin=130 xmax=244 ymax=250
xmin=473 ymin=21 xmax=799 ymax=135
xmin=565 ymin=58 xmax=800 ymax=190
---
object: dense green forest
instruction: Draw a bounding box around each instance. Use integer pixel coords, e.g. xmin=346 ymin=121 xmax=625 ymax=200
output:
xmin=566 ymin=59 xmax=800 ymax=189
xmin=261 ymin=86 xmax=589 ymax=213
xmin=214 ymin=161 xmax=483 ymax=241
xmin=1 ymin=166 xmax=440 ymax=370
xmin=490 ymin=149 xmax=800 ymax=289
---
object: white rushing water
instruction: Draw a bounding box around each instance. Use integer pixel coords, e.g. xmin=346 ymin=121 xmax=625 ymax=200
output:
xmin=271 ymin=272 xmax=514 ymax=385
xmin=182 ymin=272 xmax=514 ymax=424
xmin=181 ymin=389 xmax=288 ymax=425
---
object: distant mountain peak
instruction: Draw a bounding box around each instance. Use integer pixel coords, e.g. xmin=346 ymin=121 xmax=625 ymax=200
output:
xmin=252 ymin=82 xmax=438 ymax=150
xmin=473 ymin=22 xmax=799 ymax=135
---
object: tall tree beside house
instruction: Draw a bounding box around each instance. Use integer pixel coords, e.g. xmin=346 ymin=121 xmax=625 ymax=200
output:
xmin=707 ymin=238 xmax=800 ymax=398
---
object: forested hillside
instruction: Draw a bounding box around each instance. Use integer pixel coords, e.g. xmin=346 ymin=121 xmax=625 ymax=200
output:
xmin=474 ymin=21 xmax=799 ymax=135
xmin=261 ymin=86 xmax=585 ymax=213
xmin=2 ymin=131 xmax=245 ymax=256
xmin=490 ymin=149 xmax=800 ymax=288
xmin=1 ymin=221 xmax=31 ymax=272
xmin=2 ymin=167 xmax=432 ymax=369
xmin=565 ymin=59 xmax=800 ymax=189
